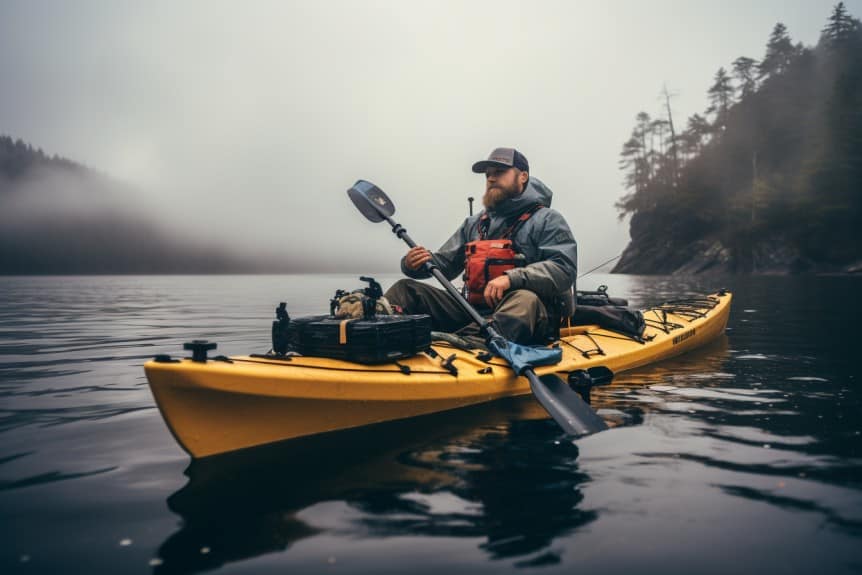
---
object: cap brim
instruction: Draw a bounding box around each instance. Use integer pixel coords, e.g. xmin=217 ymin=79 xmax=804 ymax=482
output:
xmin=471 ymin=160 xmax=512 ymax=174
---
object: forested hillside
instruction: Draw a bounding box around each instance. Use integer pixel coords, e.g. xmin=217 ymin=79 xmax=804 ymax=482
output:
xmin=0 ymin=136 xmax=82 ymax=178
xmin=614 ymin=3 xmax=862 ymax=274
xmin=0 ymin=136 xmax=262 ymax=274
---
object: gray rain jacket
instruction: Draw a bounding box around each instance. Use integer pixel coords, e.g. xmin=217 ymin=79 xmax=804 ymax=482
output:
xmin=401 ymin=177 xmax=577 ymax=313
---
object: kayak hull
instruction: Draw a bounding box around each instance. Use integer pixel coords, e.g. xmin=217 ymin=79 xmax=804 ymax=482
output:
xmin=145 ymin=292 xmax=732 ymax=458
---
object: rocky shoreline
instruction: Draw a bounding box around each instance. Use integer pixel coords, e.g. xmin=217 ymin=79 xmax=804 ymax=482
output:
xmin=612 ymin=235 xmax=862 ymax=275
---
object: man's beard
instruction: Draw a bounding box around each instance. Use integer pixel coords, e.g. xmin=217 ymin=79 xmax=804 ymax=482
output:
xmin=482 ymin=181 xmax=521 ymax=209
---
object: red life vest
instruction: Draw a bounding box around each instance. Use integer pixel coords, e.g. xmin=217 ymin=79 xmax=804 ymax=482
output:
xmin=463 ymin=204 xmax=543 ymax=307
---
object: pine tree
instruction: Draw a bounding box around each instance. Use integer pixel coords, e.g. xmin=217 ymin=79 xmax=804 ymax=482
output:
xmin=706 ymin=67 xmax=734 ymax=130
xmin=661 ymin=85 xmax=680 ymax=184
xmin=619 ymin=113 xmax=653 ymax=195
xmin=619 ymin=136 xmax=646 ymax=193
xmin=821 ymin=2 xmax=861 ymax=48
xmin=759 ymin=23 xmax=796 ymax=79
xmin=680 ymin=114 xmax=711 ymax=159
xmin=732 ymin=56 xmax=759 ymax=98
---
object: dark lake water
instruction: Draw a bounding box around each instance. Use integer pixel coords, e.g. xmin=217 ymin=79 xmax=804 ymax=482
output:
xmin=1 ymin=273 xmax=861 ymax=574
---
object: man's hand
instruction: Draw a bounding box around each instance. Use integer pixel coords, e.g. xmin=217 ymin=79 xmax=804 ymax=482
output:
xmin=484 ymin=274 xmax=511 ymax=308
xmin=405 ymin=246 xmax=433 ymax=271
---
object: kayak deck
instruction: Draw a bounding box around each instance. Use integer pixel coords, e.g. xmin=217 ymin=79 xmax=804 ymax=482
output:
xmin=145 ymin=291 xmax=732 ymax=458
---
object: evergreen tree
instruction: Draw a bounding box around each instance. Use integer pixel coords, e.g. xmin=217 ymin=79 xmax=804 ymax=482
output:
xmin=619 ymin=136 xmax=646 ymax=194
xmin=618 ymin=113 xmax=654 ymax=210
xmin=661 ymin=85 xmax=680 ymax=184
xmin=732 ymin=56 xmax=759 ymax=98
xmin=759 ymin=23 xmax=796 ymax=79
xmin=634 ymin=112 xmax=654 ymax=181
xmin=683 ymin=114 xmax=712 ymax=156
xmin=821 ymin=2 xmax=860 ymax=48
xmin=706 ymin=67 xmax=734 ymax=130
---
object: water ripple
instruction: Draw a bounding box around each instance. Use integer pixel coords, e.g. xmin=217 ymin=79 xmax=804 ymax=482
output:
xmin=0 ymin=466 xmax=118 ymax=492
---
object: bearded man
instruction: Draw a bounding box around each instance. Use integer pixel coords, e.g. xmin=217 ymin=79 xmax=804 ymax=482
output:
xmin=384 ymin=147 xmax=578 ymax=345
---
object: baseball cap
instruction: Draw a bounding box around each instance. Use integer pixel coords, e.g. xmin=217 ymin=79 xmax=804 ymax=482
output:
xmin=471 ymin=147 xmax=529 ymax=174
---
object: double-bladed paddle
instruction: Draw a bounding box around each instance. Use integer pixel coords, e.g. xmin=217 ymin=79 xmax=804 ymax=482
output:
xmin=347 ymin=179 xmax=608 ymax=436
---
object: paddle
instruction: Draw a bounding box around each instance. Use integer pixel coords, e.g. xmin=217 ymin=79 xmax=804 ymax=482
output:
xmin=347 ymin=179 xmax=609 ymax=436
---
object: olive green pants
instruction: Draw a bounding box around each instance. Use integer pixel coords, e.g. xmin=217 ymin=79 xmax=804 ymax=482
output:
xmin=384 ymin=278 xmax=549 ymax=345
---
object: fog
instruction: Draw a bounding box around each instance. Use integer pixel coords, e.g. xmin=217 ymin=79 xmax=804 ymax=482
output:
xmin=1 ymin=0 xmax=854 ymax=274
xmin=0 ymin=167 xmax=319 ymax=273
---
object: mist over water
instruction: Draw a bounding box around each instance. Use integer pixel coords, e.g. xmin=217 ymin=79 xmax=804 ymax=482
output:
xmin=0 ymin=164 xmax=332 ymax=274
xmin=4 ymin=1 xmax=858 ymax=275
xmin=1 ymin=273 xmax=860 ymax=574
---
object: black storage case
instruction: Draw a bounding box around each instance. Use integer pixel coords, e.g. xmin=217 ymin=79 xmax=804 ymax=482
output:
xmin=287 ymin=314 xmax=432 ymax=364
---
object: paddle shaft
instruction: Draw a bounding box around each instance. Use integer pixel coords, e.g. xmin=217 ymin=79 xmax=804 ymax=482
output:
xmin=379 ymin=210 xmax=608 ymax=436
xmin=384 ymin=215 xmax=493 ymax=334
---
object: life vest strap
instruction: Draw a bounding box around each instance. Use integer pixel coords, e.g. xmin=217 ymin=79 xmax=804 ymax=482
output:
xmin=478 ymin=203 xmax=544 ymax=240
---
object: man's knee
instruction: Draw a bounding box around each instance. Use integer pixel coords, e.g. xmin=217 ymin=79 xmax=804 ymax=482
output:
xmin=499 ymin=289 xmax=544 ymax=313
xmin=494 ymin=290 xmax=548 ymax=344
xmin=384 ymin=278 xmax=418 ymax=306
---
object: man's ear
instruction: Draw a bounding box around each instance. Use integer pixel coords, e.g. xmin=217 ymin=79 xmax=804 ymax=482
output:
xmin=519 ymin=170 xmax=529 ymax=191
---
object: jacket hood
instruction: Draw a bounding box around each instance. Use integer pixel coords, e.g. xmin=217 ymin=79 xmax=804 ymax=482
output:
xmin=486 ymin=177 xmax=553 ymax=218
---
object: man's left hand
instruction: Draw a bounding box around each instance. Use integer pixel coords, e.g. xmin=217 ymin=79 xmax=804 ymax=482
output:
xmin=484 ymin=275 xmax=511 ymax=308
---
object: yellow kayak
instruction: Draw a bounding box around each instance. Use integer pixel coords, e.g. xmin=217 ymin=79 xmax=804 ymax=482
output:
xmin=144 ymin=291 xmax=731 ymax=458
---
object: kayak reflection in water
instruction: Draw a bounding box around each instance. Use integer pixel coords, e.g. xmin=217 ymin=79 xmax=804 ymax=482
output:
xmin=385 ymin=147 xmax=578 ymax=346
xmin=153 ymin=398 xmax=597 ymax=574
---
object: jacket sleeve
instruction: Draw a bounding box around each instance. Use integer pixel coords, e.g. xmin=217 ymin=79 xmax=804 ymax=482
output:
xmin=504 ymin=209 xmax=577 ymax=300
xmin=400 ymin=218 xmax=470 ymax=281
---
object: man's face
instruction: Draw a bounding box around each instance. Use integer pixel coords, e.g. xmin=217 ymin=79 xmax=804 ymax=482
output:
xmin=483 ymin=166 xmax=526 ymax=209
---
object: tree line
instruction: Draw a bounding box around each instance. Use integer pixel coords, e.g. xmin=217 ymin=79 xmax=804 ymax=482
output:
xmin=617 ymin=3 xmax=862 ymax=271
xmin=0 ymin=134 xmax=82 ymax=182
xmin=0 ymin=135 xmax=263 ymax=273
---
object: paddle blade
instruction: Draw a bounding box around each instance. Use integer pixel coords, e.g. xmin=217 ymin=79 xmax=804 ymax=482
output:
xmin=347 ymin=180 xmax=395 ymax=222
xmin=527 ymin=371 xmax=609 ymax=436
xmin=488 ymin=337 xmax=561 ymax=375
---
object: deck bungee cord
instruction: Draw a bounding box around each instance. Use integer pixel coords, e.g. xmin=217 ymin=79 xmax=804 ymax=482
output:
xmin=643 ymin=295 xmax=722 ymax=333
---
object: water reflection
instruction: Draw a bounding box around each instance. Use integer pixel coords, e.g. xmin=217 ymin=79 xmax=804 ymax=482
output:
xmin=594 ymin=335 xmax=731 ymax=427
xmin=594 ymin=330 xmax=862 ymax=538
xmin=156 ymin=398 xmax=596 ymax=574
xmin=3 ymin=274 xmax=862 ymax=574
xmin=0 ymin=464 xmax=117 ymax=491
xmin=0 ymin=404 xmax=152 ymax=433
xmin=716 ymin=485 xmax=862 ymax=535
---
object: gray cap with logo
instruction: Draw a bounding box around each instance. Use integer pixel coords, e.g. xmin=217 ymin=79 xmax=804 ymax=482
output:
xmin=471 ymin=147 xmax=529 ymax=174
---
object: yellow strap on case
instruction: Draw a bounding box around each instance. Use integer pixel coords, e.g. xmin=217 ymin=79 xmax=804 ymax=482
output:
xmin=339 ymin=319 xmax=354 ymax=344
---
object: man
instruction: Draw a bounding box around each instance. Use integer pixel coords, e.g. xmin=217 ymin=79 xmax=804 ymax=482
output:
xmin=384 ymin=147 xmax=578 ymax=345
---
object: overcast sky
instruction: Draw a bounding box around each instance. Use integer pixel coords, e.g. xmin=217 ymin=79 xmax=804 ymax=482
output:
xmin=1 ymin=0 xmax=857 ymax=273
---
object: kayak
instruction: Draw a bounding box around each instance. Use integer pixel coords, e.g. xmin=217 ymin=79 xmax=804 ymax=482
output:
xmin=144 ymin=291 xmax=731 ymax=458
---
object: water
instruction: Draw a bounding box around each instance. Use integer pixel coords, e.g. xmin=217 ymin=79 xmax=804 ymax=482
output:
xmin=1 ymin=273 xmax=860 ymax=574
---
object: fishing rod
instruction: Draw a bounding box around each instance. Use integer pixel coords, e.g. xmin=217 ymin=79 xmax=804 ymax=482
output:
xmin=463 ymin=193 xmax=619 ymax=281
xmin=578 ymin=253 xmax=621 ymax=279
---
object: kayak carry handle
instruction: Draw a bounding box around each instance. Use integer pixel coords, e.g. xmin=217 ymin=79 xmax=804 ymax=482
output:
xmin=184 ymin=340 xmax=218 ymax=363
